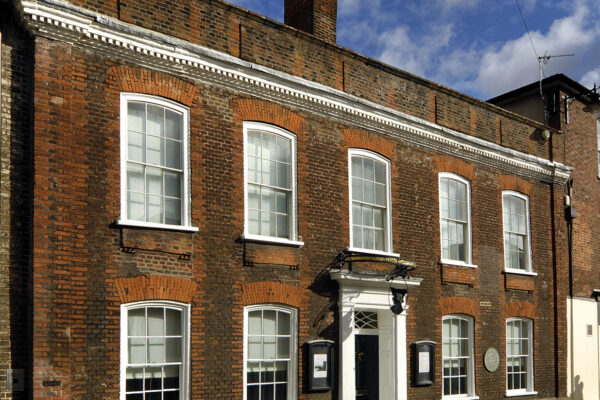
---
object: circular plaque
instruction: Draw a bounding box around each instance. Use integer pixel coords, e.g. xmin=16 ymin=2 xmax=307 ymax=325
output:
xmin=484 ymin=347 xmax=500 ymax=372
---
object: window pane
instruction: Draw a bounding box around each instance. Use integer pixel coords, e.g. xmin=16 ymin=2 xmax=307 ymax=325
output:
xmin=375 ymin=183 xmax=386 ymax=206
xmin=165 ymin=140 xmax=181 ymax=169
xmin=262 ymin=212 xmax=276 ymax=237
xmin=263 ymin=132 xmax=277 ymax=160
xmin=166 ymin=309 xmax=181 ymax=336
xmin=276 ymin=136 xmax=291 ymax=163
xmin=275 ymin=361 xmax=288 ymax=382
xmin=373 ymin=208 xmax=383 ymax=229
xmin=351 ymin=157 xmax=362 ymax=178
xmin=128 ymin=338 xmax=145 ymax=364
xmin=277 ymin=163 xmax=290 ymax=189
xmin=364 ymin=228 xmax=374 ymax=249
xmin=146 ymin=135 xmax=163 ymax=166
xmin=247 ymin=156 xmax=260 ymax=183
xmin=147 ymin=105 xmax=164 ymax=137
xmin=128 ymin=102 xmax=146 ymax=133
xmin=128 ymin=192 xmax=145 ymax=221
xmin=249 ymin=311 xmax=262 ymax=335
xmin=248 ymin=210 xmax=260 ymax=235
xmin=262 ymin=188 xmax=275 ymax=212
xmin=264 ymin=336 xmax=276 ymax=359
xmin=126 ymin=367 xmax=144 ymax=391
xmin=276 ymin=191 xmax=288 ymax=214
xmin=364 ymin=181 xmax=375 ymax=204
xmin=146 ymin=167 xmax=163 ymax=196
xmin=128 ymin=308 xmax=145 ymax=336
xmin=262 ymin=159 xmax=277 ymax=186
xmin=148 ymin=308 xmax=164 ymax=336
xmin=165 ymin=198 xmax=181 ymax=225
xmin=248 ymin=185 xmax=260 ymax=211
xmin=247 ymin=385 xmax=259 ymax=400
xmin=145 ymin=367 xmax=162 ymax=390
xmin=248 ymin=336 xmax=262 ymax=359
xmin=277 ymin=215 xmax=288 ymax=239
xmin=352 ymin=178 xmax=363 ymax=201
xmin=165 ymin=338 xmax=182 ymax=362
xmin=352 ymin=204 xmax=362 ymax=225
xmin=362 ymin=206 xmax=373 ymax=228
xmin=261 ymin=384 xmax=274 ymax=400
xmin=128 ymin=131 xmax=145 ymax=163
xmin=374 ymin=161 xmax=386 ymax=183
xmin=353 ymin=226 xmax=362 ymax=248
xmin=127 ymin=163 xmax=145 ymax=193
xmin=165 ymin=110 xmax=181 ymax=140
xmin=277 ymin=337 xmax=290 ymax=358
xmin=263 ymin=311 xmax=276 ymax=334
xmin=363 ymin=158 xmax=374 ymax=181
xmin=165 ymin=171 xmax=181 ymax=198
xmin=247 ymin=131 xmax=262 ymax=157
xmin=375 ymin=230 xmax=384 ymax=251
xmin=277 ymin=313 xmax=290 ymax=335
xmin=147 ymin=338 xmax=164 ymax=363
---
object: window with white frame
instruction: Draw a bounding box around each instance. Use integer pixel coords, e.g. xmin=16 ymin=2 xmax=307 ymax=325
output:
xmin=244 ymin=123 xmax=298 ymax=243
xmin=349 ymin=149 xmax=391 ymax=253
xmin=502 ymin=192 xmax=532 ymax=272
xmin=121 ymin=302 xmax=189 ymax=400
xmin=120 ymin=94 xmax=192 ymax=229
xmin=244 ymin=305 xmax=297 ymax=400
xmin=439 ymin=173 xmax=472 ymax=264
xmin=442 ymin=315 xmax=475 ymax=398
xmin=506 ymin=318 xmax=534 ymax=394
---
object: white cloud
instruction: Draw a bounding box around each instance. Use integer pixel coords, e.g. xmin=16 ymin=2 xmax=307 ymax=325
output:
xmin=581 ymin=68 xmax=600 ymax=90
xmin=470 ymin=1 xmax=600 ymax=97
xmin=436 ymin=0 xmax=479 ymax=12
xmin=378 ymin=24 xmax=454 ymax=76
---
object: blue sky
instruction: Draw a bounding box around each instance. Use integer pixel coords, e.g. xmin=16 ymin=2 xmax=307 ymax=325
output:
xmin=225 ymin=0 xmax=600 ymax=100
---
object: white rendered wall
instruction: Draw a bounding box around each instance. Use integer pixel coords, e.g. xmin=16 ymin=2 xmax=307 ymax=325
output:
xmin=567 ymin=297 xmax=599 ymax=400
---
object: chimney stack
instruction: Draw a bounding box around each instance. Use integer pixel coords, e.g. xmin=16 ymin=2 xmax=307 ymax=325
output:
xmin=284 ymin=0 xmax=337 ymax=43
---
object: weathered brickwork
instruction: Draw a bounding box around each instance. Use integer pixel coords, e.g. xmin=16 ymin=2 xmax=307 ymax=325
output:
xmin=0 ymin=8 xmax=34 ymax=400
xmin=3 ymin=0 xmax=573 ymax=399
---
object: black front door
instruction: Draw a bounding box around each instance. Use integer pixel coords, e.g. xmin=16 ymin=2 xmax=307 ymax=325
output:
xmin=355 ymin=334 xmax=379 ymax=400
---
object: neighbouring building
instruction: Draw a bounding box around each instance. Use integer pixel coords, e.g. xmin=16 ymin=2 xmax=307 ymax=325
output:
xmin=1 ymin=0 xmax=576 ymax=399
xmin=490 ymin=74 xmax=600 ymax=400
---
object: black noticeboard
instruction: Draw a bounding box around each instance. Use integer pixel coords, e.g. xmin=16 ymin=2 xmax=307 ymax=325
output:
xmin=413 ymin=341 xmax=435 ymax=386
xmin=307 ymin=340 xmax=335 ymax=392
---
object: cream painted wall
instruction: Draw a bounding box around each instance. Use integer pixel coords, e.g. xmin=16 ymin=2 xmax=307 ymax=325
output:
xmin=567 ymin=297 xmax=599 ymax=400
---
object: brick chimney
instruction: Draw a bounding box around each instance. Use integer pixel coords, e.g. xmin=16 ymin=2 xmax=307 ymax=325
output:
xmin=284 ymin=0 xmax=337 ymax=43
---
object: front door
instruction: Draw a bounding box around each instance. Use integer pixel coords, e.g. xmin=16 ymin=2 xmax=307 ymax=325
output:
xmin=355 ymin=334 xmax=379 ymax=400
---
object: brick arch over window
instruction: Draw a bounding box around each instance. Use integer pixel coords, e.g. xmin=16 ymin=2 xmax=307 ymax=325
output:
xmin=113 ymin=275 xmax=197 ymax=303
xmin=439 ymin=297 xmax=477 ymax=316
xmin=241 ymin=281 xmax=304 ymax=308
xmin=107 ymin=66 xmax=197 ymax=106
xmin=342 ymin=128 xmax=395 ymax=160
xmin=499 ymin=175 xmax=533 ymax=196
xmin=233 ymin=98 xmax=306 ymax=134
xmin=434 ymin=155 xmax=475 ymax=180
xmin=505 ymin=301 xmax=536 ymax=319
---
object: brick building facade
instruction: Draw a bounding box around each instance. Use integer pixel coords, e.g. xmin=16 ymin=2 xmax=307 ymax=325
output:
xmin=1 ymin=0 xmax=574 ymax=399
xmin=491 ymin=74 xmax=600 ymax=400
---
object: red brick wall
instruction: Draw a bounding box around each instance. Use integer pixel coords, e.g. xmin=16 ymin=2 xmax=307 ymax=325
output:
xmin=20 ymin=1 xmax=569 ymax=399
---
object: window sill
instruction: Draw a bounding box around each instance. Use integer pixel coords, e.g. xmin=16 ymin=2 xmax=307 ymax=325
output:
xmin=503 ymin=269 xmax=538 ymax=277
xmin=440 ymin=259 xmax=478 ymax=268
xmin=442 ymin=395 xmax=479 ymax=400
xmin=115 ymin=220 xmax=199 ymax=232
xmin=347 ymin=247 xmax=400 ymax=258
xmin=505 ymin=390 xmax=537 ymax=397
xmin=241 ymin=234 xmax=304 ymax=247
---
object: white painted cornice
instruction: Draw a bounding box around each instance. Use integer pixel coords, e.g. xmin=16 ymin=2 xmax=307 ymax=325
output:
xmin=329 ymin=270 xmax=422 ymax=289
xmin=18 ymin=0 xmax=572 ymax=185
